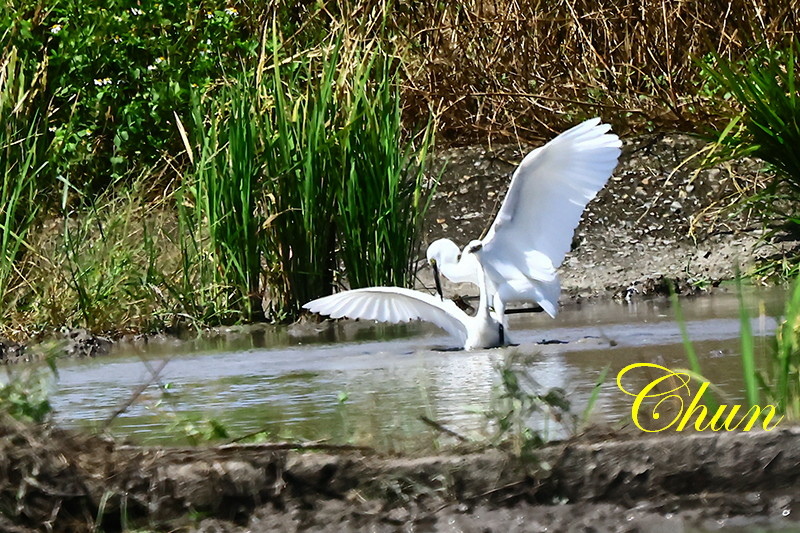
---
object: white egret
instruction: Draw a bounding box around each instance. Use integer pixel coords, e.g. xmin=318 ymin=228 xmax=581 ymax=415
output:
xmin=304 ymin=118 xmax=621 ymax=350
xmin=427 ymin=117 xmax=621 ymax=327
xmin=303 ymin=252 xmax=507 ymax=349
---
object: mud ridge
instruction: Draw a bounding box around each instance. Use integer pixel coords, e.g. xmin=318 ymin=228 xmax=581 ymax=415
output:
xmin=3 ymin=419 xmax=799 ymax=531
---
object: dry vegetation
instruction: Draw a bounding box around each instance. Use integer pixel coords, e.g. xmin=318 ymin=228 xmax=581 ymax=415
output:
xmin=389 ymin=0 xmax=798 ymax=142
xmin=2 ymin=0 xmax=799 ymax=337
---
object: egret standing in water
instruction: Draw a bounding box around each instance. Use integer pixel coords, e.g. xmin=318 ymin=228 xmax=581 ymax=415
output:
xmin=427 ymin=118 xmax=621 ymax=331
xmin=304 ymin=118 xmax=621 ymax=349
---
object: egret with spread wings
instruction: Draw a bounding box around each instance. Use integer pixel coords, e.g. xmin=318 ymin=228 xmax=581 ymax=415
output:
xmin=305 ymin=118 xmax=621 ymax=349
xmin=427 ymin=118 xmax=621 ymax=328
xmin=303 ymin=252 xmax=507 ymax=349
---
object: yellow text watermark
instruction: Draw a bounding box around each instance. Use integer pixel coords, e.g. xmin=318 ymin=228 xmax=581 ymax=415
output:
xmin=617 ymin=363 xmax=783 ymax=432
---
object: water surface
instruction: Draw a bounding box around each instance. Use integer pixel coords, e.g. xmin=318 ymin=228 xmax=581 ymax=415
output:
xmin=48 ymin=288 xmax=785 ymax=448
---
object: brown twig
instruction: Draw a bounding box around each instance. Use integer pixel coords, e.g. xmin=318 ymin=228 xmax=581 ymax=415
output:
xmin=419 ymin=415 xmax=469 ymax=443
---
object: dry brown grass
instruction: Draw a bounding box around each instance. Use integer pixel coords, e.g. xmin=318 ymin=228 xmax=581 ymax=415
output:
xmin=382 ymin=0 xmax=798 ymax=143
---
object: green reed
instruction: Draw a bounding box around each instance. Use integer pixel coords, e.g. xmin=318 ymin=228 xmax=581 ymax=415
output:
xmin=0 ymin=49 xmax=49 ymax=314
xmin=735 ymin=276 xmax=759 ymax=409
xmin=257 ymin=32 xmax=343 ymax=316
xmin=337 ymin=49 xmax=436 ymax=289
xmin=184 ymin=83 xmax=264 ymax=322
xmin=678 ymin=276 xmax=800 ymax=420
xmin=701 ymin=38 xmax=800 ymax=273
xmin=760 ymin=279 xmax=800 ymax=418
xmin=671 ymin=288 xmax=719 ymax=410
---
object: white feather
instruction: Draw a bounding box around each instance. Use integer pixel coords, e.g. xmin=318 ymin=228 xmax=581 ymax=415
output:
xmin=428 ymin=118 xmax=621 ymax=322
xmin=304 ymin=287 xmax=472 ymax=346
xmin=482 ymin=118 xmax=622 ymax=273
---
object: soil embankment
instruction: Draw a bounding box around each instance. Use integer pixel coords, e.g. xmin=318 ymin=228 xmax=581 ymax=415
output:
xmin=420 ymin=133 xmax=789 ymax=303
xmin=2 ymin=418 xmax=798 ymax=531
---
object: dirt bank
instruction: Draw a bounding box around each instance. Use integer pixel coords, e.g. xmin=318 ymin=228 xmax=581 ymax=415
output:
xmin=2 ymin=418 xmax=798 ymax=532
xmin=420 ymin=132 xmax=793 ymax=304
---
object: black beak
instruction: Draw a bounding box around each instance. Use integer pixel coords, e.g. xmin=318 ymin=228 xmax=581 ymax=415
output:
xmin=432 ymin=262 xmax=443 ymax=300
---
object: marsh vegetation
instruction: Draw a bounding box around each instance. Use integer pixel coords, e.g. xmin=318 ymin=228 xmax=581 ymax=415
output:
xmin=0 ymin=0 xmax=797 ymax=338
xmin=2 ymin=2 xmax=800 ymax=526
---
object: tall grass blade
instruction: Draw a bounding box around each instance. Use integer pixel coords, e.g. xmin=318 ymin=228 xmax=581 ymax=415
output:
xmin=181 ymin=81 xmax=266 ymax=323
xmin=580 ymin=365 xmax=609 ymax=429
xmin=769 ymin=278 xmax=800 ymax=417
xmin=671 ymin=287 xmax=718 ymax=410
xmin=0 ymin=48 xmax=49 ymax=314
xmin=735 ymin=276 xmax=759 ymax=408
xmin=337 ymin=49 xmax=437 ymax=288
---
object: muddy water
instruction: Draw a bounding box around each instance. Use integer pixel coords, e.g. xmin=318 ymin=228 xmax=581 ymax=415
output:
xmin=49 ymin=288 xmax=786 ymax=447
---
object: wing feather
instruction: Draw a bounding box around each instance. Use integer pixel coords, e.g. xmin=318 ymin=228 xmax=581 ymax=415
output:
xmin=303 ymin=287 xmax=470 ymax=345
xmin=482 ymin=118 xmax=621 ymax=277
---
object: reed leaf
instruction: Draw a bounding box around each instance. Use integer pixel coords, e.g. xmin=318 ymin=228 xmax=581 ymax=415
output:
xmin=337 ymin=49 xmax=436 ymax=289
xmin=701 ymin=39 xmax=800 ymax=225
xmin=258 ymin=30 xmax=341 ymax=316
xmin=0 ymin=48 xmax=49 ymax=312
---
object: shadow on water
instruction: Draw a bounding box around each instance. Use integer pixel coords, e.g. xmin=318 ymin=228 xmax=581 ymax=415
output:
xmin=47 ymin=286 xmax=787 ymax=448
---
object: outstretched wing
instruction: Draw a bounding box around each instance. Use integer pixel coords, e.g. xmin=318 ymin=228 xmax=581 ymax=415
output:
xmin=482 ymin=118 xmax=621 ymax=277
xmin=303 ymin=287 xmax=470 ymax=345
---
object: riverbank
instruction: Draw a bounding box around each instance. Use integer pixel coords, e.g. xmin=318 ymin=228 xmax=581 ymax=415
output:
xmin=3 ymin=417 xmax=798 ymax=531
xmin=1 ymin=133 xmax=792 ymax=364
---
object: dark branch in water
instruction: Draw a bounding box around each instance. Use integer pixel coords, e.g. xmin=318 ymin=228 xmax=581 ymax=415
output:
xmin=102 ymin=358 xmax=170 ymax=430
xmin=419 ymin=415 xmax=468 ymax=442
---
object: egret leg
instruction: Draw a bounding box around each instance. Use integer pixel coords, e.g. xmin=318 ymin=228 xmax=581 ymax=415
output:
xmin=494 ymin=297 xmax=508 ymax=328
xmin=498 ymin=323 xmax=505 ymax=345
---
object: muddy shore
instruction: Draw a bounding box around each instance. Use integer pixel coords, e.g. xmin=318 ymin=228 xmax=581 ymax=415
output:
xmin=3 ymin=417 xmax=799 ymax=532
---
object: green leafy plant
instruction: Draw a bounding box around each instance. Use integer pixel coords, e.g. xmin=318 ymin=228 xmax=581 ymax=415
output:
xmin=700 ymin=40 xmax=800 ymax=247
xmin=337 ymin=48 xmax=437 ymax=288
xmin=484 ymin=352 xmax=575 ymax=457
xmin=1 ymin=0 xmax=256 ymax=189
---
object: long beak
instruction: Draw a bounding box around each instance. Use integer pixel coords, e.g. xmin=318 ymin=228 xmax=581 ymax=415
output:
xmin=432 ymin=262 xmax=444 ymax=300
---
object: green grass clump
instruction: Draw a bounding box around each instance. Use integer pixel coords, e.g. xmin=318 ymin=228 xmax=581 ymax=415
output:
xmin=678 ymin=277 xmax=800 ymax=422
xmin=180 ymin=84 xmax=265 ymax=323
xmin=701 ymin=39 xmax=800 ymax=253
xmin=0 ymin=367 xmax=55 ymax=424
xmin=167 ymin=27 xmax=438 ymax=323
xmin=337 ymin=49 xmax=436 ymax=289
xmin=484 ymin=352 xmax=577 ymax=458
xmin=0 ymin=48 xmax=50 ymax=312
xmin=761 ymin=279 xmax=800 ymax=418
xmin=259 ymin=34 xmax=343 ymax=316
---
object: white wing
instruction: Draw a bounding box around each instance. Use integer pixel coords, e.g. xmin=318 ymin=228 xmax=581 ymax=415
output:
xmin=482 ymin=118 xmax=621 ymax=278
xmin=303 ymin=287 xmax=470 ymax=345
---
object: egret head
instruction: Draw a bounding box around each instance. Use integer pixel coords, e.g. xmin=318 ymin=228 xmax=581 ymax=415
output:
xmin=426 ymin=238 xmax=461 ymax=266
xmin=426 ymin=239 xmax=460 ymax=300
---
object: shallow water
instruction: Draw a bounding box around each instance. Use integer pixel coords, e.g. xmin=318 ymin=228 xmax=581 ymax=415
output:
xmin=47 ymin=287 xmax=786 ymax=448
